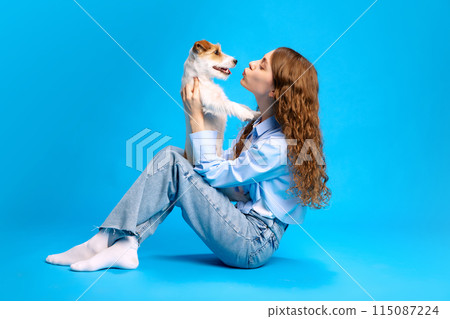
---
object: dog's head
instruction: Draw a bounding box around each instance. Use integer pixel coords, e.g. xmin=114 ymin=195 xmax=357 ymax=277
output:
xmin=190 ymin=40 xmax=237 ymax=80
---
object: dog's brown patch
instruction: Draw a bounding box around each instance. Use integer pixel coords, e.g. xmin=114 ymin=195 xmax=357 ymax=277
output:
xmin=193 ymin=40 xmax=212 ymax=54
xmin=192 ymin=40 xmax=223 ymax=62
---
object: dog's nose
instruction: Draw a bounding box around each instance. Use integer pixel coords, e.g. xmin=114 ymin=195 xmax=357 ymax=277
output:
xmin=233 ymin=59 xmax=238 ymax=65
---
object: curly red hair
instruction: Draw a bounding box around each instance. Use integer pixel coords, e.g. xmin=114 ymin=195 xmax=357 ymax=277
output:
xmin=231 ymin=47 xmax=331 ymax=209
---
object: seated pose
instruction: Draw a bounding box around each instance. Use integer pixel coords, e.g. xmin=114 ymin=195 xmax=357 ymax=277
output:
xmin=46 ymin=47 xmax=331 ymax=271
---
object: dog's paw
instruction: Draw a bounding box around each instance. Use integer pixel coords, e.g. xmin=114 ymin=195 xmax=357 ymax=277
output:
xmin=238 ymin=108 xmax=257 ymax=121
xmin=235 ymin=104 xmax=261 ymax=121
xmin=251 ymin=110 xmax=261 ymax=119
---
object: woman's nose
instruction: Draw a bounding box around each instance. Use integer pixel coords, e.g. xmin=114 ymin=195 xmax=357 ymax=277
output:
xmin=249 ymin=61 xmax=255 ymax=70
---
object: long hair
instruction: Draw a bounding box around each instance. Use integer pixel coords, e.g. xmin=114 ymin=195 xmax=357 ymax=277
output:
xmin=231 ymin=47 xmax=331 ymax=209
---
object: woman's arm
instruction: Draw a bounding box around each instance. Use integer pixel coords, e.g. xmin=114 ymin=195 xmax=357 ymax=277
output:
xmin=181 ymin=77 xmax=205 ymax=133
xmin=189 ymin=130 xmax=288 ymax=188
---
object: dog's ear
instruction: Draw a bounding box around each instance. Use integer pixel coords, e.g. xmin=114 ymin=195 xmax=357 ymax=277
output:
xmin=193 ymin=40 xmax=211 ymax=54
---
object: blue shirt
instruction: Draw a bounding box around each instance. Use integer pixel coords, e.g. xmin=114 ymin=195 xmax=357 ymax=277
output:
xmin=189 ymin=114 xmax=307 ymax=225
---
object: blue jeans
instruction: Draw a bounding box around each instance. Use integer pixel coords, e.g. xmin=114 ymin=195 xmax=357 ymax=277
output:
xmin=99 ymin=145 xmax=289 ymax=269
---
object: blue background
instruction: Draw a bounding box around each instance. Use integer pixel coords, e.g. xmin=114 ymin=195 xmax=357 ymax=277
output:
xmin=0 ymin=0 xmax=449 ymax=301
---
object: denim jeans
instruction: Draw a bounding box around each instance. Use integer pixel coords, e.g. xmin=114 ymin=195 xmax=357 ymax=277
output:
xmin=99 ymin=145 xmax=289 ymax=269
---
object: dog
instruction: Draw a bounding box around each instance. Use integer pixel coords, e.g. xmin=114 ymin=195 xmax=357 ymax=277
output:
xmin=181 ymin=40 xmax=261 ymax=165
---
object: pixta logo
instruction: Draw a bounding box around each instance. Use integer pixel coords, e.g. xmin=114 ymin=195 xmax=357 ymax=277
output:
xmin=126 ymin=128 xmax=172 ymax=172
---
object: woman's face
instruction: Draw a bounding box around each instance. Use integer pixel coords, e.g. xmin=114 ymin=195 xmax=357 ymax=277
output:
xmin=240 ymin=49 xmax=275 ymax=98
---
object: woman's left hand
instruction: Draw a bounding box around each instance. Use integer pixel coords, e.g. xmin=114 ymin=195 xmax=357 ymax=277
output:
xmin=181 ymin=77 xmax=205 ymax=132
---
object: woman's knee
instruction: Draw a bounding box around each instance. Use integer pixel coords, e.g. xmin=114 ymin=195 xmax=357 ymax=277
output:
xmin=157 ymin=145 xmax=182 ymax=159
xmin=164 ymin=145 xmax=194 ymax=171
xmin=147 ymin=145 xmax=185 ymax=174
xmin=164 ymin=145 xmax=184 ymax=155
xmin=159 ymin=145 xmax=188 ymax=164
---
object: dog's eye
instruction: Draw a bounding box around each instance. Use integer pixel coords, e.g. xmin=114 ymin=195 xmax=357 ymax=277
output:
xmin=214 ymin=50 xmax=219 ymax=55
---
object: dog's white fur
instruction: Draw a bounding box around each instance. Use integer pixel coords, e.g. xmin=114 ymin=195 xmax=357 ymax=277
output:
xmin=181 ymin=40 xmax=260 ymax=165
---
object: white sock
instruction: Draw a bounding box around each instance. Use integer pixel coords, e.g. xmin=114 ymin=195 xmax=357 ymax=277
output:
xmin=70 ymin=236 xmax=139 ymax=272
xmin=46 ymin=229 xmax=120 ymax=266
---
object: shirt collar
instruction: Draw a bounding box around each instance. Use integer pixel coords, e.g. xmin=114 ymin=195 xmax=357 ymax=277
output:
xmin=251 ymin=114 xmax=280 ymax=138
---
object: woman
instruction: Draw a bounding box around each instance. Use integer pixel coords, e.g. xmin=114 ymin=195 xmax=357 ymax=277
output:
xmin=46 ymin=47 xmax=331 ymax=271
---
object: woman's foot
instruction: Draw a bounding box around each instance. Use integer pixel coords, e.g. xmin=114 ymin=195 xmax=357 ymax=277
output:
xmin=70 ymin=236 xmax=139 ymax=272
xmin=45 ymin=229 xmax=119 ymax=266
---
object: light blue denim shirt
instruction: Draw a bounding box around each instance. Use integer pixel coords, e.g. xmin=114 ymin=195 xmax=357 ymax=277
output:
xmin=189 ymin=114 xmax=306 ymax=225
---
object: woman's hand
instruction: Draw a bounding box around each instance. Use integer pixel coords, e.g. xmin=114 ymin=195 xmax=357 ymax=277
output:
xmin=181 ymin=77 xmax=205 ymax=133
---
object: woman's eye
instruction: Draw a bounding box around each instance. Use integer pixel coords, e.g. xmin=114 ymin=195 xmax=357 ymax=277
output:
xmin=215 ymin=50 xmax=219 ymax=55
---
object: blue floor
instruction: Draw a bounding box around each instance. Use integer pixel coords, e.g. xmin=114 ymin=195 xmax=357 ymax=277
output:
xmin=1 ymin=0 xmax=449 ymax=301
xmin=1 ymin=213 xmax=448 ymax=301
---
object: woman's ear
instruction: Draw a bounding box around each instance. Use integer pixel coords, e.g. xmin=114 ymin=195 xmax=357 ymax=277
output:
xmin=268 ymin=90 xmax=275 ymax=98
